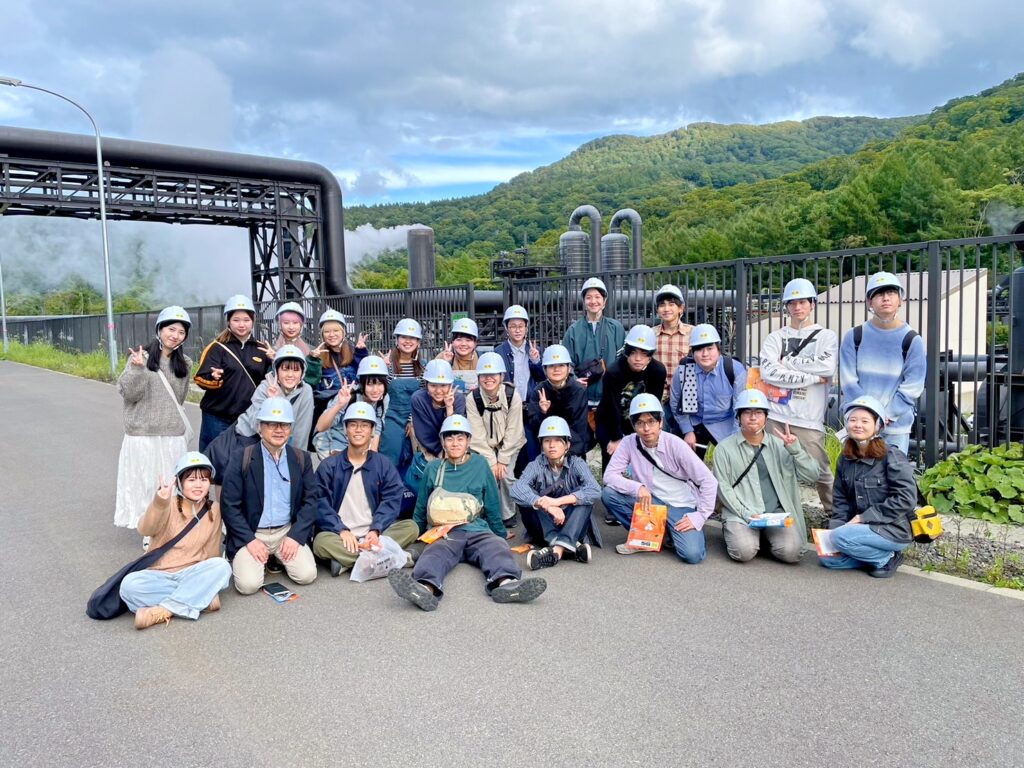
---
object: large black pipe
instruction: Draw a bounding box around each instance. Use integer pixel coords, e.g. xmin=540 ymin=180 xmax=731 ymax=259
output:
xmin=569 ymin=204 xmax=602 ymax=273
xmin=609 ymin=208 xmax=642 ymax=270
xmin=0 ymin=126 xmax=351 ymax=294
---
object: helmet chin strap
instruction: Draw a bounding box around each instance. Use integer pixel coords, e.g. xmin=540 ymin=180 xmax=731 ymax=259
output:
xmin=156 ymin=334 xmax=184 ymax=351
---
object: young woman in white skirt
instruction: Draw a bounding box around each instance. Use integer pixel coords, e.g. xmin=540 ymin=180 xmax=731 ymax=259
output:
xmin=115 ymin=306 xmax=194 ymax=544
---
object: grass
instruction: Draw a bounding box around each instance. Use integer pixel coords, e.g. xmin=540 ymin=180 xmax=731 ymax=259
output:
xmin=0 ymin=340 xmax=120 ymax=382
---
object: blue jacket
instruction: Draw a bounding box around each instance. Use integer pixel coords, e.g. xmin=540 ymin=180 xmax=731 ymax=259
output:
xmin=494 ymin=340 xmax=546 ymax=400
xmin=220 ymin=443 xmax=318 ymax=559
xmin=410 ymin=388 xmax=467 ymax=457
xmin=315 ymin=450 xmax=406 ymax=535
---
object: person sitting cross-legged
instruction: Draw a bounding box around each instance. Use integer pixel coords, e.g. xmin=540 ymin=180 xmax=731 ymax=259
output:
xmin=510 ymin=416 xmax=602 ymax=570
xmin=601 ymin=394 xmax=718 ymax=564
xmin=221 ymin=397 xmax=318 ymax=594
xmin=388 ymin=415 xmax=547 ymax=611
xmin=313 ymin=402 xmax=419 ymax=577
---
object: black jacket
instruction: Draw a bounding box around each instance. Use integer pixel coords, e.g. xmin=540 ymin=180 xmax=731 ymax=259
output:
xmin=525 ymin=380 xmax=590 ymax=457
xmin=595 ymin=356 xmax=667 ymax=445
xmin=220 ymin=443 xmax=318 ymax=559
xmin=194 ymin=336 xmax=272 ymax=421
xmin=830 ymin=446 xmax=916 ymax=544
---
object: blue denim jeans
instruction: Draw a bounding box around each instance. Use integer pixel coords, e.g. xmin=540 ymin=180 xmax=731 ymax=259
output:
xmin=601 ymin=487 xmax=706 ymax=564
xmin=818 ymin=523 xmax=908 ymax=570
xmin=886 ymin=432 xmax=910 ymax=455
xmin=198 ymin=412 xmax=234 ymax=453
xmin=120 ymin=558 xmax=231 ymax=620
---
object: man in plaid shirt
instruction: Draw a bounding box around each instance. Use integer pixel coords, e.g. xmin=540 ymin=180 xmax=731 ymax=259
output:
xmin=653 ymin=284 xmax=693 ymax=434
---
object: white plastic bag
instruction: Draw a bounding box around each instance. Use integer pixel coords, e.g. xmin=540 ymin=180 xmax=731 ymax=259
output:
xmin=349 ymin=535 xmax=408 ymax=583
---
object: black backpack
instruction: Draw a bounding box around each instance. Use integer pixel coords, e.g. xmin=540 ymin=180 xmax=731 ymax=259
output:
xmin=679 ymin=355 xmax=740 ymax=387
xmin=473 ymin=381 xmax=517 ymax=414
xmin=852 ymin=325 xmax=919 ymax=362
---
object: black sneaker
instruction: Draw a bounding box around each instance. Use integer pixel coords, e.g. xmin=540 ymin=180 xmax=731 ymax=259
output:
xmin=869 ymin=550 xmax=905 ymax=579
xmin=575 ymin=542 xmax=593 ymax=564
xmin=266 ymin=556 xmax=283 ymax=575
xmin=526 ymin=547 xmax=559 ymax=570
xmin=604 ymin=513 xmax=620 ymax=527
xmin=329 ymin=559 xmax=346 ymax=578
xmin=491 ymin=578 xmax=547 ymax=604
xmin=388 ymin=571 xmax=439 ymax=611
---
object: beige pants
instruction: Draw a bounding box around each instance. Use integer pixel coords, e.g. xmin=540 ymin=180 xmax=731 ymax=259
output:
xmin=766 ymin=418 xmax=833 ymax=514
xmin=232 ymin=523 xmax=317 ymax=595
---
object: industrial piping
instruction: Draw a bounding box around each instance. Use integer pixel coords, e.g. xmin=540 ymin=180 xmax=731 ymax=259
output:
xmin=569 ymin=204 xmax=602 ymax=273
xmin=609 ymin=208 xmax=643 ymax=270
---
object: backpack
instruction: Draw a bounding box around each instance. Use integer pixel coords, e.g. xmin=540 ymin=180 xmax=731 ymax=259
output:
xmin=472 ymin=381 xmax=517 ymax=414
xmin=852 ymin=325 xmax=919 ymax=362
xmin=679 ymin=355 xmax=740 ymax=387
xmin=242 ymin=443 xmax=307 ymax=474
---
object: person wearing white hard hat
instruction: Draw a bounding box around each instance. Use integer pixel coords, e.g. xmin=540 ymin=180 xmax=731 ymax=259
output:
xmin=194 ymin=295 xmax=274 ymax=452
xmin=712 ymin=390 xmax=820 ymax=564
xmin=378 ymin=318 xmax=426 ymax=478
xmin=561 ymin=277 xmax=625 ymax=418
xmin=601 ymin=394 xmax=718 ymax=563
xmin=820 ymin=396 xmax=917 ymax=578
xmin=221 ymin=398 xmax=318 ymax=594
xmin=510 ymin=416 xmax=602 ymax=568
xmin=467 ymin=353 xmax=526 ymax=531
xmin=115 ymin=306 xmax=195 ymax=538
xmin=274 ymin=301 xmax=311 ymax=355
xmin=435 ymin=316 xmax=480 ymax=392
xmin=406 ymin=359 xmax=468 ymax=493
xmin=313 ymin=402 xmax=419 ymax=577
xmin=755 ymin=277 xmax=838 ymax=514
xmin=388 ymin=415 xmax=547 ymax=611
xmin=670 ymin=323 xmax=747 ymax=458
xmin=313 ymin=355 xmax=391 ymax=457
xmin=494 ymin=304 xmax=545 ymax=403
xmin=652 ymin=284 xmax=694 ymax=408
xmin=839 ymin=272 xmax=925 ymax=455
xmin=525 ymin=344 xmax=590 ymax=460
xmin=307 ymin=309 xmax=369 ymax=450
xmin=119 ymin=452 xmax=231 ymax=630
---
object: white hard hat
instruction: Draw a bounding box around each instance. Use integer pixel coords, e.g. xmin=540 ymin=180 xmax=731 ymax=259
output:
xmin=842 ymin=395 xmax=887 ymax=425
xmin=174 ymin=451 xmax=215 ymax=480
xmin=782 ymin=278 xmax=816 ymax=304
xmin=319 ymin=309 xmax=347 ymax=328
xmin=440 ymin=414 xmax=472 ymax=436
xmin=866 ymin=272 xmax=905 ymax=301
xmin=542 ymin=344 xmax=571 ymax=367
xmin=538 ymin=416 xmax=572 ymax=439
xmin=343 ymin=401 xmax=377 ymax=423
xmin=690 ymin=324 xmax=721 ymax=348
xmin=393 ymin=318 xmax=423 ymax=340
xmin=624 ymin=324 xmax=656 ymax=352
xmin=257 ymin=396 xmax=294 ymax=424
xmin=155 ymin=306 xmax=191 ymax=335
xmin=503 ymin=305 xmax=529 ymax=325
xmin=628 ymin=393 xmax=663 ymax=419
xmin=476 ymin=352 xmax=507 ymax=375
xmin=273 ymin=344 xmax=306 ymax=372
xmin=654 ymin=284 xmax=685 ymax=305
xmin=423 ymin=359 xmax=454 ymax=384
xmin=734 ymin=389 xmax=770 ymax=412
xmin=451 ymin=317 xmax=479 ymax=339
xmin=275 ymin=301 xmax=305 ymax=320
xmin=223 ymin=294 xmax=256 ymax=318
xmin=580 ymin=277 xmax=608 ymax=298
xmin=357 ymin=355 xmax=390 ymax=380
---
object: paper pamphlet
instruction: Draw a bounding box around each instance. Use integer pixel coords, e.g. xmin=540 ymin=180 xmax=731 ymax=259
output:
xmin=812 ymin=528 xmax=841 ymax=557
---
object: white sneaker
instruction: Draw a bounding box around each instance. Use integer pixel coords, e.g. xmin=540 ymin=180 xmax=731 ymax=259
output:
xmin=614 ymin=543 xmax=648 ymax=555
xmin=142 ymin=535 xmax=151 ymax=552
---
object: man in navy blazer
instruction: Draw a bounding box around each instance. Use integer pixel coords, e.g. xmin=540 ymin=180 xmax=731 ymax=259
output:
xmin=221 ymin=397 xmax=319 ymax=594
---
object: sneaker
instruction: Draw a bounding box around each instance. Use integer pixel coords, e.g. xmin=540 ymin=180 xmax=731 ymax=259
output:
xmin=491 ymin=578 xmax=547 ymax=604
xmin=406 ymin=541 xmax=426 ymax=561
xmin=869 ymin=550 xmax=905 ymax=579
xmin=329 ymin=559 xmax=347 ymax=578
xmin=575 ymin=542 xmax=593 ymax=564
xmin=604 ymin=514 xmax=620 ymax=527
xmin=134 ymin=606 xmax=172 ymax=630
xmin=202 ymin=595 xmax=221 ymax=614
xmin=388 ymin=571 xmax=439 ymax=612
xmin=266 ymin=557 xmax=284 ymax=575
xmin=615 ymin=543 xmax=647 ymax=556
xmin=403 ymin=551 xmax=416 ymax=568
xmin=526 ymin=547 xmax=559 ymax=571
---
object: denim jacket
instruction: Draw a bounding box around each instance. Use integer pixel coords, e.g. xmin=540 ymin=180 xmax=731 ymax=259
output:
xmin=830 ymin=446 xmax=916 ymax=544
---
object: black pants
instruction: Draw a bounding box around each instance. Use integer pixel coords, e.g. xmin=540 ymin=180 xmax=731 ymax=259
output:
xmin=412 ymin=528 xmax=520 ymax=596
xmin=690 ymin=423 xmax=718 ymax=459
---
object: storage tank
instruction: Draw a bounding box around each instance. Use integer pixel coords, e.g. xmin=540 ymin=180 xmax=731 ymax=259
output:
xmin=407 ymin=226 xmax=436 ymax=289
xmin=559 ymin=226 xmax=591 ymax=274
xmin=600 ymin=231 xmax=630 ymax=272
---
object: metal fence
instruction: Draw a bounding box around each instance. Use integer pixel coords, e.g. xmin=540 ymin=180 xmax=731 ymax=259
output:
xmin=6 ymin=234 xmax=1023 ymax=466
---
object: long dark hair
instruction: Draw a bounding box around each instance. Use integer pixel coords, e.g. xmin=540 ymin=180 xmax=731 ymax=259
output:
xmin=842 ymin=436 xmax=888 ymax=461
xmin=148 ymin=323 xmax=191 ymax=378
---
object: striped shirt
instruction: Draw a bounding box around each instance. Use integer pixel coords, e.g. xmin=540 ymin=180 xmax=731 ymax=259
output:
xmin=654 ymin=323 xmax=694 ymax=401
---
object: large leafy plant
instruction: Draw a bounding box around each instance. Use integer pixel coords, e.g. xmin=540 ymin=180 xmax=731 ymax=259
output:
xmin=919 ymin=443 xmax=1024 ymax=525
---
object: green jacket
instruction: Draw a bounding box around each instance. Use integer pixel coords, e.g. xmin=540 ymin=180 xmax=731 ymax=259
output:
xmin=711 ymin=432 xmax=821 ymax=542
xmin=413 ymin=453 xmax=505 ymax=537
xmin=561 ymin=315 xmax=625 ymax=404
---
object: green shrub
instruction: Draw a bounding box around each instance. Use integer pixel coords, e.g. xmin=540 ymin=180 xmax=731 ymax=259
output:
xmin=918 ymin=443 xmax=1024 ymax=525
xmin=0 ymin=341 xmax=119 ymax=382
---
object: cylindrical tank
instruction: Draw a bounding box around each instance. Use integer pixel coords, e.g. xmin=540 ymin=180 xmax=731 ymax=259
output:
xmin=601 ymin=232 xmax=630 ymax=272
xmin=407 ymin=226 xmax=436 ymax=289
xmin=560 ymin=227 xmax=591 ymax=274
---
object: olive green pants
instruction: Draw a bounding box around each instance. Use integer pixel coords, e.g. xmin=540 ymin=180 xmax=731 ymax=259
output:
xmin=313 ymin=519 xmax=419 ymax=571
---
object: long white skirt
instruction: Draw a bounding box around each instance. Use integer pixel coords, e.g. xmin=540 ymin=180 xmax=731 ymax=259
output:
xmin=114 ymin=434 xmax=188 ymax=529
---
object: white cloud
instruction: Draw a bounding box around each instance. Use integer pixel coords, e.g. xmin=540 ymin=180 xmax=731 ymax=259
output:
xmin=848 ymin=2 xmax=945 ymax=68
xmin=344 ymin=223 xmax=424 ymax=266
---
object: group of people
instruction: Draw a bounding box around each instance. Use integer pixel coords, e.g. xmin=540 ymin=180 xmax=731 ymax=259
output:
xmin=110 ymin=271 xmax=927 ymax=628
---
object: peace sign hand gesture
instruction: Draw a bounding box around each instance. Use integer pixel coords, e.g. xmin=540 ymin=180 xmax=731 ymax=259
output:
xmin=440 ymin=341 xmax=454 ymax=362
xmin=772 ymin=422 xmax=798 ymax=448
xmin=155 ymin=475 xmax=173 ymax=501
xmin=538 ymin=388 xmax=551 ymax=414
xmin=311 ymin=342 xmax=327 ymax=357
xmin=356 ymin=332 xmax=369 ymax=350
xmin=266 ymin=372 xmax=280 ymax=398
xmin=259 ymin=342 xmax=276 ymax=360
xmin=129 ymin=346 xmax=146 ymax=367
xmin=529 ymin=340 xmax=540 ymax=362
xmin=338 ymin=379 xmax=355 ymax=410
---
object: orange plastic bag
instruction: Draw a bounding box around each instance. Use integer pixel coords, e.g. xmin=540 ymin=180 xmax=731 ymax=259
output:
xmin=626 ymin=503 xmax=668 ymax=552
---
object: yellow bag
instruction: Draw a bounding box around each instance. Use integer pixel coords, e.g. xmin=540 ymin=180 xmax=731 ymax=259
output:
xmin=911 ymin=505 xmax=943 ymax=543
xmin=425 ymin=462 xmax=482 ymax=526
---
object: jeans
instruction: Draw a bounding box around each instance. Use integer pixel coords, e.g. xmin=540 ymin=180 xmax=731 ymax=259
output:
xmin=886 ymin=433 xmax=910 ymax=455
xmin=536 ymin=504 xmax=595 ymax=553
xmin=120 ymin=558 xmax=231 ymax=620
xmin=818 ymin=523 xmax=908 ymax=570
xmin=601 ymin=487 xmax=706 ymax=564
xmin=198 ymin=412 xmax=234 ymax=453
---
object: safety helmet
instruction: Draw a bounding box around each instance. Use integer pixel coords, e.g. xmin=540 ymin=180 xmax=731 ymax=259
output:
xmin=257 ymin=396 xmax=294 ymax=424
xmin=476 ymin=352 xmax=507 ymax=375
xmin=542 ymin=344 xmax=572 ymax=367
xmin=423 ymin=359 xmax=454 ymax=385
xmin=782 ymin=278 xmax=816 ymax=305
xmin=580 ymin=277 xmax=608 ymax=299
xmin=275 ymin=301 xmax=305 ymax=321
xmin=842 ymin=395 xmax=887 ymax=426
xmin=174 ymin=451 xmax=215 ymax=481
xmin=623 ymin=324 xmax=657 ymax=353
xmin=439 ymin=414 xmax=473 ymax=437
xmin=628 ymin=393 xmax=663 ymax=420
xmin=393 ymin=318 xmax=423 ymax=340
xmin=734 ymin=389 xmax=770 ymax=413
xmin=357 ymin=355 xmax=390 ymax=380
xmin=223 ymin=294 xmax=256 ymax=318
xmin=690 ymin=324 xmax=722 ymax=349
xmin=343 ymin=401 xmax=377 ymax=424
xmin=538 ymin=416 xmax=572 ymax=439
xmin=273 ymin=344 xmax=306 ymax=372
xmin=451 ymin=317 xmax=479 ymax=339
xmin=865 ymin=272 xmax=906 ymax=301
xmin=319 ymin=309 xmax=347 ymax=328
xmin=503 ymin=305 xmax=529 ymax=325
xmin=654 ymin=284 xmax=685 ymax=305
xmin=154 ymin=306 xmax=191 ymax=335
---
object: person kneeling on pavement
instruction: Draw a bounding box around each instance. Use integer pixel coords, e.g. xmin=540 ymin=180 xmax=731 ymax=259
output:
xmin=221 ymin=397 xmax=319 ymax=594
xmin=388 ymin=415 xmax=547 ymax=611
xmin=712 ymin=390 xmax=820 ymax=564
xmin=820 ymin=396 xmax=916 ymax=578
xmin=601 ymin=394 xmax=718 ymax=563
xmin=313 ymin=402 xmax=419 ymax=577
xmin=510 ymin=416 xmax=602 ymax=570
xmin=120 ymin=452 xmax=231 ymax=629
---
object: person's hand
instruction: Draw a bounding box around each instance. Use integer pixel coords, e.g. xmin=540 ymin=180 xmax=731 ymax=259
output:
xmin=440 ymin=342 xmax=454 ymax=362
xmin=819 ymin=376 xmax=830 ymax=384
xmin=405 ymin=422 xmax=414 ymax=438
xmin=529 ymin=340 xmax=541 ymax=362
xmin=266 ymin=373 xmax=280 ymax=398
xmin=246 ymin=539 xmax=270 ymax=564
xmin=311 ymin=342 xmax=327 ymax=357
xmin=443 ymin=389 xmax=456 ymax=414
xmin=493 ymin=463 xmax=507 ymax=482
xmin=278 ymin=536 xmax=299 ymax=563
xmin=340 ymin=530 xmax=359 ymax=554
xmin=535 ymin=496 xmax=556 ymax=509
xmin=772 ymin=422 xmax=798 ymax=448
xmin=545 ymin=505 xmax=566 ymax=526
xmin=674 ymin=515 xmax=695 ymax=533
xmin=683 ymin=432 xmax=697 ymax=451
xmin=155 ymin=475 xmax=173 ymax=501
xmin=607 ymin=439 xmax=620 ymax=455
xmin=576 ymin=376 xmax=589 ymax=387
xmin=259 ymin=342 xmax=276 ymax=360
xmin=363 ymin=530 xmax=380 ymax=550
xmin=338 ymin=379 xmax=354 ymax=410
xmin=636 ymin=485 xmax=652 ymax=512
xmin=356 ymin=332 xmax=369 ymax=350
xmin=538 ymin=389 xmax=551 ymax=414
xmin=129 ymin=345 xmax=146 ymax=367
xmin=211 ymin=367 xmax=224 ymax=381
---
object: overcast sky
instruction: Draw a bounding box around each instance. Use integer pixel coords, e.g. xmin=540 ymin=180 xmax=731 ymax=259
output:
xmin=1 ymin=0 xmax=1021 ymax=299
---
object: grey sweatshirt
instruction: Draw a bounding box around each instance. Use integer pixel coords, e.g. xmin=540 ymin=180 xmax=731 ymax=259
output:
xmin=117 ymin=353 xmax=192 ymax=437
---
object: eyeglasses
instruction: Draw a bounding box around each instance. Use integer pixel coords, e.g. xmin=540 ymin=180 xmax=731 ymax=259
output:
xmin=633 ymin=417 xmax=659 ymax=428
xmin=264 ymin=423 xmax=291 ymax=431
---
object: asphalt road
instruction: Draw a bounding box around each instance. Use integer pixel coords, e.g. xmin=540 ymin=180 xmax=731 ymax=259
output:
xmin=1 ymin=361 xmax=1022 ymax=768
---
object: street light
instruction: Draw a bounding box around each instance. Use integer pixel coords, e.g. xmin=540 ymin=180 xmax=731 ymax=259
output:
xmin=0 ymin=76 xmax=118 ymax=375
xmin=0 ymin=250 xmax=8 ymax=354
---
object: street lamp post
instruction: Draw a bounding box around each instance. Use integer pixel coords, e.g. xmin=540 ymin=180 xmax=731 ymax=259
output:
xmin=0 ymin=76 xmax=118 ymax=375
xmin=0 ymin=250 xmax=9 ymax=354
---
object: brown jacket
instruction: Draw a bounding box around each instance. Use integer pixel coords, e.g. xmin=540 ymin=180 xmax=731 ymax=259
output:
xmin=137 ymin=493 xmax=224 ymax=573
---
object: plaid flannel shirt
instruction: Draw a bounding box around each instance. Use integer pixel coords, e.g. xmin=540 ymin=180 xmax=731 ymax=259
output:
xmin=655 ymin=322 xmax=693 ymax=401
